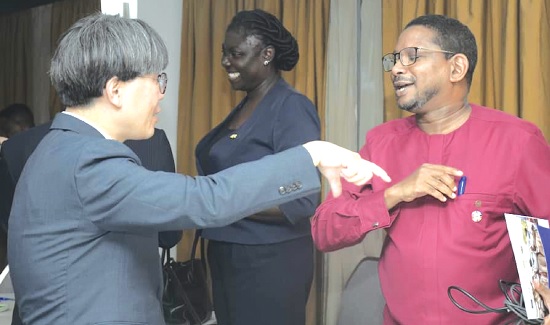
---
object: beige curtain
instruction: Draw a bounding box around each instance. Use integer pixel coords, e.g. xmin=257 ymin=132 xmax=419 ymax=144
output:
xmin=382 ymin=0 xmax=550 ymax=141
xmin=177 ymin=1 xmax=330 ymax=324
xmin=49 ymin=0 xmax=101 ymax=117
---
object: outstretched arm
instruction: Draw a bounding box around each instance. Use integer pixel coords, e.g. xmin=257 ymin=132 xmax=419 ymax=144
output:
xmin=125 ymin=129 xmax=182 ymax=249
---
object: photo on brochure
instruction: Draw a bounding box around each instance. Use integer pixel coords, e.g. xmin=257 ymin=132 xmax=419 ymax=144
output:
xmin=505 ymin=213 xmax=550 ymax=320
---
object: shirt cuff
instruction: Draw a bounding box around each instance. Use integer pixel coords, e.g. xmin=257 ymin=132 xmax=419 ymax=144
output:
xmin=356 ymin=190 xmax=395 ymax=234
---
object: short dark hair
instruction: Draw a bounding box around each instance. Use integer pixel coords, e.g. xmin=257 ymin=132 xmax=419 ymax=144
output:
xmin=0 ymin=103 xmax=35 ymax=136
xmin=406 ymin=14 xmax=477 ymax=87
xmin=50 ymin=13 xmax=169 ymax=107
xmin=227 ymin=9 xmax=299 ymax=71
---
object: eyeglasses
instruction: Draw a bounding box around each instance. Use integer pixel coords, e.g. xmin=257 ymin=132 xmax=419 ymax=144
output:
xmin=142 ymin=72 xmax=168 ymax=94
xmin=157 ymin=72 xmax=168 ymax=94
xmin=382 ymin=47 xmax=456 ymax=72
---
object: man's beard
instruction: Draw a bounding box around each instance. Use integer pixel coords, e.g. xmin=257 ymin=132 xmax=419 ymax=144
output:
xmin=397 ymin=86 xmax=439 ymax=112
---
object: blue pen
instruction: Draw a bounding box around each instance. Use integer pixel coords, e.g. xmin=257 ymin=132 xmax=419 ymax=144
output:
xmin=0 ymin=297 xmax=14 ymax=302
xmin=457 ymin=176 xmax=467 ymax=196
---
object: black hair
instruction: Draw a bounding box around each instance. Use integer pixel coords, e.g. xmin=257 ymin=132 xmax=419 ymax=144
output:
xmin=0 ymin=103 xmax=35 ymax=137
xmin=0 ymin=103 xmax=35 ymax=127
xmin=227 ymin=9 xmax=299 ymax=71
xmin=406 ymin=14 xmax=477 ymax=87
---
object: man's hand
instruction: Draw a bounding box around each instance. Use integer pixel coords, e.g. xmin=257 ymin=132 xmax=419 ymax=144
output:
xmin=302 ymin=141 xmax=391 ymax=197
xmin=385 ymin=163 xmax=463 ymax=208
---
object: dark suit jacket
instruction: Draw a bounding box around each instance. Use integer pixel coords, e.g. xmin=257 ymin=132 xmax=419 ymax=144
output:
xmin=0 ymin=121 xmax=181 ymax=325
xmin=0 ymin=122 xmax=182 ymax=247
xmin=8 ymin=113 xmax=320 ymax=325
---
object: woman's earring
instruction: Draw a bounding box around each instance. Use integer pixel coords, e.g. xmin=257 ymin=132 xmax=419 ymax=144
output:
xmin=263 ymin=60 xmax=270 ymax=66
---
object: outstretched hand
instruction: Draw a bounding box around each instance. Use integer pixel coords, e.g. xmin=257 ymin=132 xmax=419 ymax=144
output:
xmin=302 ymin=141 xmax=391 ymax=197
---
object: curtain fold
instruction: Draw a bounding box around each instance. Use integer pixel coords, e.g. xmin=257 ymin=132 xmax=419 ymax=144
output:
xmin=177 ymin=1 xmax=329 ymax=324
xmin=322 ymin=3 xmax=361 ymax=321
xmin=29 ymin=5 xmax=54 ymax=124
xmin=382 ymin=0 xmax=550 ymax=141
xmin=0 ymin=9 xmax=33 ymax=109
xmin=48 ymin=0 xmax=101 ymax=117
xmin=323 ymin=2 xmax=386 ymax=324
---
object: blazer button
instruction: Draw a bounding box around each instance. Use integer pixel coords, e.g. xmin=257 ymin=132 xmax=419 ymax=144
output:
xmin=295 ymin=181 xmax=302 ymax=189
xmin=278 ymin=186 xmax=287 ymax=195
xmin=372 ymin=222 xmax=379 ymax=228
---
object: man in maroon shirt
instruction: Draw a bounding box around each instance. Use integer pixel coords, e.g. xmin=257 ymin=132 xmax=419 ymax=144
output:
xmin=312 ymin=14 xmax=550 ymax=325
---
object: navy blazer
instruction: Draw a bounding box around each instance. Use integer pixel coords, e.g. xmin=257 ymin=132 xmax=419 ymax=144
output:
xmin=8 ymin=113 xmax=320 ymax=325
xmin=196 ymin=79 xmax=321 ymax=244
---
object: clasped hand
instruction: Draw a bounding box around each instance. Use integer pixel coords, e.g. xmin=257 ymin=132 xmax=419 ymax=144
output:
xmin=302 ymin=141 xmax=391 ymax=197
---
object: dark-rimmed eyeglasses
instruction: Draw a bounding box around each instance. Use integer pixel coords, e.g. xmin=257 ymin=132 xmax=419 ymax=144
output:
xmin=382 ymin=47 xmax=456 ymax=72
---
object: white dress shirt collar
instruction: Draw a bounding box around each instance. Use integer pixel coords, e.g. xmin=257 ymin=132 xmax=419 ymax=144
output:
xmin=61 ymin=111 xmax=114 ymax=140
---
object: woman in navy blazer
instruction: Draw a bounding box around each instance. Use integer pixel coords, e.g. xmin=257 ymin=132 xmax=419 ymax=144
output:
xmin=195 ymin=9 xmax=321 ymax=325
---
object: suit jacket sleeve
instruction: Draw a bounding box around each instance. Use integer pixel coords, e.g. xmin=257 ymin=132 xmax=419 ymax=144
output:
xmin=125 ymin=129 xmax=182 ymax=248
xmin=76 ymin=143 xmax=320 ymax=232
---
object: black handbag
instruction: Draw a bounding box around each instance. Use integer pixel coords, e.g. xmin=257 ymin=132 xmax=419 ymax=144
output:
xmin=162 ymin=231 xmax=213 ymax=325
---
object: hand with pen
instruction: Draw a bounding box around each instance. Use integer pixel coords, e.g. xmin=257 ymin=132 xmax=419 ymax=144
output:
xmin=383 ymin=163 xmax=464 ymax=210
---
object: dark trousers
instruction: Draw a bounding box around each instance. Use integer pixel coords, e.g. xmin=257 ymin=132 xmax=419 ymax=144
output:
xmin=207 ymin=236 xmax=313 ymax=325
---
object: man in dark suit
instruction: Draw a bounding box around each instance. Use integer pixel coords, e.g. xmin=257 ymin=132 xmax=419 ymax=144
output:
xmin=0 ymin=123 xmax=182 ymax=324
